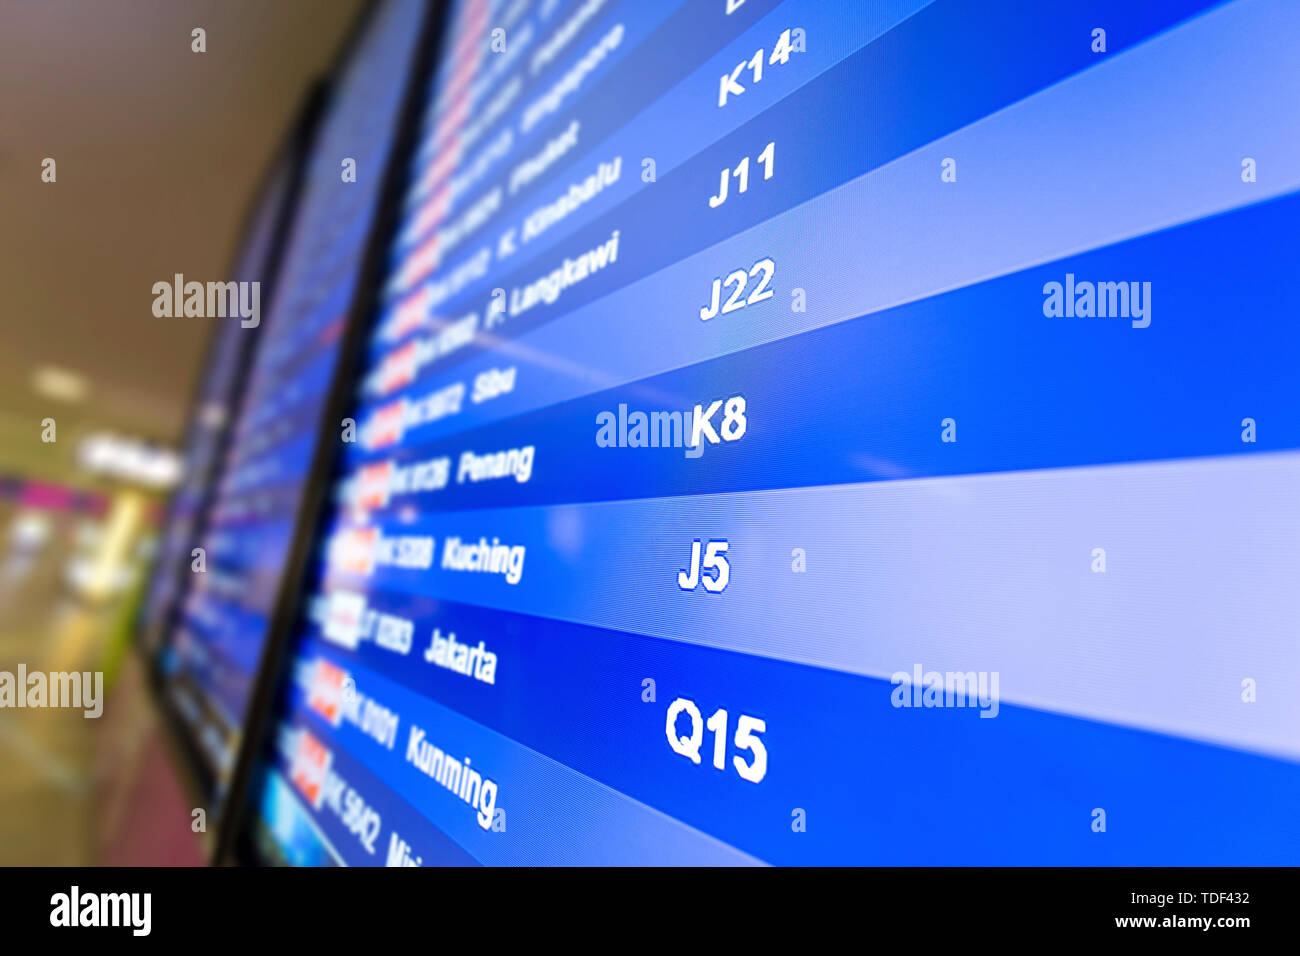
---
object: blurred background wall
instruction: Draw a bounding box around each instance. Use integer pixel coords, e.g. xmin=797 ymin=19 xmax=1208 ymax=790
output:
xmin=0 ymin=0 xmax=363 ymax=865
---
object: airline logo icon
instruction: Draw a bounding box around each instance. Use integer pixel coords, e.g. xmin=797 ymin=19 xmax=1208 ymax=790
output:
xmin=401 ymin=186 xmax=452 ymax=249
xmin=377 ymin=341 xmax=420 ymax=394
xmin=306 ymin=658 xmax=348 ymax=727
xmin=289 ymin=728 xmax=332 ymax=810
xmin=354 ymin=461 xmax=393 ymax=511
xmin=364 ymin=400 xmax=407 ymax=450
xmin=431 ymin=92 xmax=472 ymax=154
xmin=408 ymin=143 xmax=460 ymax=207
xmin=389 ymin=231 xmax=442 ymax=296
xmin=441 ymin=2 xmax=489 ymax=103
xmin=329 ymin=526 xmax=379 ymax=576
xmin=323 ymin=590 xmax=367 ymax=649
xmin=381 ymin=284 xmax=436 ymax=343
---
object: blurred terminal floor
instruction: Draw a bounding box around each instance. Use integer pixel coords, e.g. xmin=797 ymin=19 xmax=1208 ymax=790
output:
xmin=0 ymin=500 xmax=202 ymax=866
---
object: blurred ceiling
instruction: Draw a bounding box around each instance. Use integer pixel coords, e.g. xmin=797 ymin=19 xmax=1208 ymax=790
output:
xmin=0 ymin=0 xmax=364 ymax=487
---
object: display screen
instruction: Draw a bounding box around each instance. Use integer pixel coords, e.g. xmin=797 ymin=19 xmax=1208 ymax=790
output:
xmin=141 ymin=140 xmax=300 ymax=654
xmin=247 ymin=0 xmax=1300 ymax=865
xmin=155 ymin=0 xmax=430 ymax=803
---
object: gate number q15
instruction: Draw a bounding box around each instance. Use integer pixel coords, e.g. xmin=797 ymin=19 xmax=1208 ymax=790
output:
xmin=665 ymin=697 xmax=767 ymax=783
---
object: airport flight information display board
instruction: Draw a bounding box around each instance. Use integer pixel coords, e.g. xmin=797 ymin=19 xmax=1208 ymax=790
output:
xmin=244 ymin=0 xmax=1300 ymax=865
xmin=156 ymin=0 xmax=431 ymax=807
xmin=140 ymin=123 xmax=306 ymax=656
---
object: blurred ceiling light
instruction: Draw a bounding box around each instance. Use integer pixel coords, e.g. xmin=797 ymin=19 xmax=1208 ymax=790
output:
xmin=9 ymin=511 xmax=53 ymax=550
xmin=198 ymin=400 xmax=228 ymax=428
xmin=77 ymin=432 xmax=182 ymax=489
xmin=32 ymin=365 xmax=89 ymax=403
